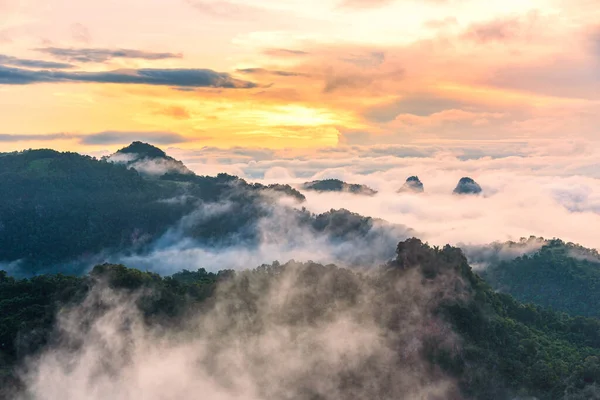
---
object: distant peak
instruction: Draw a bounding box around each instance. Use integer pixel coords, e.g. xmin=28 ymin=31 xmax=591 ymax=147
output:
xmin=116 ymin=141 xmax=168 ymax=159
xmin=453 ymin=177 xmax=482 ymax=195
xmin=399 ymin=176 xmax=424 ymax=193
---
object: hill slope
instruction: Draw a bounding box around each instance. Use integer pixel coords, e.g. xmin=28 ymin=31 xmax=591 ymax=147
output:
xmin=0 ymin=144 xmax=407 ymax=275
xmin=481 ymin=239 xmax=600 ymax=318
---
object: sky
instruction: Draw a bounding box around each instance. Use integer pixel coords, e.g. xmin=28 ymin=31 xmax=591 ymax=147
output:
xmin=0 ymin=0 xmax=599 ymax=152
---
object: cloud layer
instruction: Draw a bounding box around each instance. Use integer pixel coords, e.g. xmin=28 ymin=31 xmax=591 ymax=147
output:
xmin=163 ymin=139 xmax=600 ymax=252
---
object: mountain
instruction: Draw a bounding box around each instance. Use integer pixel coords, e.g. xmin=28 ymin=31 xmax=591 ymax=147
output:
xmin=3 ymin=239 xmax=600 ymax=399
xmin=0 ymin=144 xmax=406 ymax=276
xmin=398 ymin=176 xmax=424 ymax=193
xmin=453 ymin=177 xmax=483 ymax=195
xmin=106 ymin=141 xmax=193 ymax=177
xmin=480 ymin=238 xmax=600 ymax=318
xmin=302 ymin=179 xmax=378 ymax=196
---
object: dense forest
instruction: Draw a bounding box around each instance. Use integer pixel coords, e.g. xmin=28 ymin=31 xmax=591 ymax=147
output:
xmin=481 ymin=239 xmax=600 ymax=318
xmin=3 ymin=142 xmax=600 ymax=399
xmin=302 ymin=179 xmax=378 ymax=196
xmin=0 ymin=143 xmax=407 ymax=275
xmin=2 ymin=239 xmax=600 ymax=399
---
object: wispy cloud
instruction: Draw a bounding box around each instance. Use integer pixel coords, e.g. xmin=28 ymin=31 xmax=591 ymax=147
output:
xmin=0 ymin=54 xmax=74 ymax=69
xmin=186 ymin=0 xmax=265 ymax=19
xmin=0 ymin=131 xmax=189 ymax=145
xmin=35 ymin=47 xmax=183 ymax=63
xmin=338 ymin=0 xmax=395 ymax=9
xmin=0 ymin=133 xmax=72 ymax=142
xmin=70 ymin=23 xmax=91 ymax=44
xmin=236 ymin=68 xmax=307 ymax=77
xmin=80 ymin=131 xmax=190 ymax=145
xmin=264 ymin=48 xmax=310 ymax=57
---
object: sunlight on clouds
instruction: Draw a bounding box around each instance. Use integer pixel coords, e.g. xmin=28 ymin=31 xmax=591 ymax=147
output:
xmin=0 ymin=0 xmax=599 ymax=149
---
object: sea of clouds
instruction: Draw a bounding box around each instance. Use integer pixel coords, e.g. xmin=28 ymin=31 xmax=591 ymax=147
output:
xmin=165 ymin=138 xmax=600 ymax=252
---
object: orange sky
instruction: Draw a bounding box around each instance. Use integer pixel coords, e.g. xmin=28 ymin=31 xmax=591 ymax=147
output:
xmin=0 ymin=0 xmax=599 ymax=152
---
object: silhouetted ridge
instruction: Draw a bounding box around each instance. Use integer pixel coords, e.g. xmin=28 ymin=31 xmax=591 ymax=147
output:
xmin=453 ymin=177 xmax=482 ymax=195
xmin=398 ymin=176 xmax=424 ymax=193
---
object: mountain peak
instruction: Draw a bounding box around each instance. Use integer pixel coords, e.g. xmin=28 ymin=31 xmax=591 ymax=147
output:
xmin=116 ymin=141 xmax=168 ymax=159
xmin=109 ymin=142 xmax=192 ymax=177
xmin=453 ymin=177 xmax=482 ymax=195
xmin=398 ymin=176 xmax=424 ymax=193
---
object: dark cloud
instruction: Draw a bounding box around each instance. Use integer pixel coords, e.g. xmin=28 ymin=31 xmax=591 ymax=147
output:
xmin=80 ymin=131 xmax=190 ymax=145
xmin=264 ymin=48 xmax=309 ymax=57
xmin=364 ymin=93 xmax=466 ymax=122
xmin=236 ymin=68 xmax=307 ymax=77
xmin=35 ymin=47 xmax=182 ymax=63
xmin=0 ymin=65 xmax=257 ymax=88
xmin=0 ymin=54 xmax=74 ymax=69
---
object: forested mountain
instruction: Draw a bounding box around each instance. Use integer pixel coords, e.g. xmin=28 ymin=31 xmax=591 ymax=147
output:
xmin=302 ymin=179 xmax=378 ymax=196
xmin=105 ymin=141 xmax=194 ymax=176
xmin=0 ymin=144 xmax=407 ymax=276
xmin=481 ymin=239 xmax=600 ymax=318
xmin=2 ymin=239 xmax=600 ymax=399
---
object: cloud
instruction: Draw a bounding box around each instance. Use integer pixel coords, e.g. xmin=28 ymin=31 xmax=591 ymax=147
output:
xmin=157 ymin=106 xmax=191 ymax=119
xmin=0 ymin=65 xmax=257 ymax=88
xmin=0 ymin=54 xmax=74 ymax=69
xmin=339 ymin=0 xmax=395 ymax=9
xmin=462 ymin=17 xmax=526 ymax=43
xmin=19 ymin=259 xmax=463 ymax=400
xmin=80 ymin=131 xmax=190 ymax=145
xmin=339 ymin=0 xmax=451 ymax=8
xmin=35 ymin=47 xmax=182 ymax=63
xmin=341 ymin=51 xmax=386 ymax=68
xmin=161 ymin=139 xmax=600 ymax=253
xmin=0 ymin=131 xmax=189 ymax=145
xmin=485 ymin=58 xmax=600 ymax=99
xmin=263 ymin=48 xmax=309 ymax=57
xmin=364 ymin=93 xmax=467 ymax=122
xmin=323 ymin=66 xmax=404 ymax=93
xmin=236 ymin=68 xmax=307 ymax=77
xmin=186 ymin=0 xmax=265 ymax=19
xmin=0 ymin=133 xmax=72 ymax=142
xmin=70 ymin=23 xmax=91 ymax=44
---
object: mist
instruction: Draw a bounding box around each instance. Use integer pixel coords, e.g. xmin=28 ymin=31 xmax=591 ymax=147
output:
xmin=16 ymin=255 xmax=467 ymax=400
xmin=162 ymin=140 xmax=600 ymax=252
xmin=105 ymin=198 xmax=411 ymax=275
